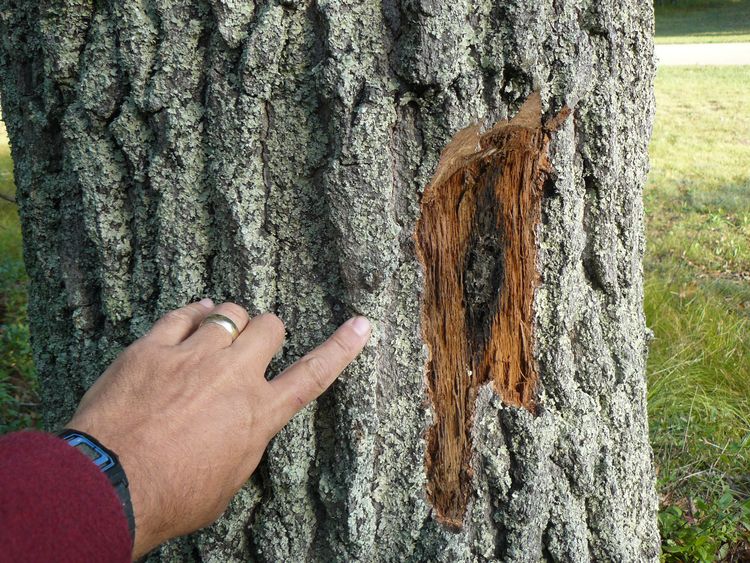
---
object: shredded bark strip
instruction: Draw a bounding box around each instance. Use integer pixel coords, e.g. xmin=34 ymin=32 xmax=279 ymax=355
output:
xmin=416 ymin=92 xmax=571 ymax=527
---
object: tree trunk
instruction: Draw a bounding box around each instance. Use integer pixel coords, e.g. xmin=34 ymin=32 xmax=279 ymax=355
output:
xmin=0 ymin=1 xmax=659 ymax=561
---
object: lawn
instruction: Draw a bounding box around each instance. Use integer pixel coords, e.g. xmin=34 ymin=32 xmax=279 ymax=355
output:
xmin=655 ymin=0 xmax=750 ymax=43
xmin=1 ymin=66 xmax=749 ymax=556
xmin=646 ymin=66 xmax=750 ymax=560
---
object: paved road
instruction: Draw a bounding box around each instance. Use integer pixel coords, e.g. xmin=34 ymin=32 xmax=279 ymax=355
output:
xmin=656 ymin=42 xmax=750 ymax=65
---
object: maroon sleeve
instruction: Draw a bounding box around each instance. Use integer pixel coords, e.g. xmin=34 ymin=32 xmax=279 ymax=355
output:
xmin=0 ymin=430 xmax=132 ymax=562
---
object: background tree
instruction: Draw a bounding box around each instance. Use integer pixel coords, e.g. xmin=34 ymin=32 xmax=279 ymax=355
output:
xmin=0 ymin=1 xmax=659 ymax=560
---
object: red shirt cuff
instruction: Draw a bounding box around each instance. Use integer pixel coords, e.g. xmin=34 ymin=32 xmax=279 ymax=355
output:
xmin=0 ymin=430 xmax=132 ymax=562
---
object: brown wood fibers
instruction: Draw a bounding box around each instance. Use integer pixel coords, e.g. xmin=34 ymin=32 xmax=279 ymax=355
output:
xmin=415 ymin=93 xmax=571 ymax=527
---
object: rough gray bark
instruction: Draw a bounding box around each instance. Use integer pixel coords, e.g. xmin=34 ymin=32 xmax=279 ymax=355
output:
xmin=0 ymin=1 xmax=659 ymax=561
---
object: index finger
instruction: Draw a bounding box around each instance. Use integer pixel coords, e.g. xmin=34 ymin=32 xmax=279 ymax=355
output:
xmin=267 ymin=316 xmax=371 ymax=434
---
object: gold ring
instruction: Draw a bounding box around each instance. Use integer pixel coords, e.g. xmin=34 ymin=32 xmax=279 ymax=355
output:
xmin=200 ymin=314 xmax=240 ymax=342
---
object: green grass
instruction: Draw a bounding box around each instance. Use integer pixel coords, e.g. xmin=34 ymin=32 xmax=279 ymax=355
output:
xmin=646 ymin=66 xmax=750 ymax=560
xmin=655 ymin=0 xmax=750 ymax=44
xmin=0 ymin=119 xmax=38 ymax=432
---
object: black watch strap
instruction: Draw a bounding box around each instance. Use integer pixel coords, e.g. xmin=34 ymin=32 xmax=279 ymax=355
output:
xmin=57 ymin=428 xmax=136 ymax=543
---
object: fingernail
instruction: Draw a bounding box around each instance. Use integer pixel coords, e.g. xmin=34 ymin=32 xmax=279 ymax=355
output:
xmin=199 ymin=297 xmax=214 ymax=309
xmin=348 ymin=316 xmax=371 ymax=337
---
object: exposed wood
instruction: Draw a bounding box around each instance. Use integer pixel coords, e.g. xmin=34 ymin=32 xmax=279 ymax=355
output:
xmin=416 ymin=93 xmax=571 ymax=526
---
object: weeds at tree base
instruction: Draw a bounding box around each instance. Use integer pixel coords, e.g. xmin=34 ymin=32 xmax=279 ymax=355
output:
xmin=659 ymin=488 xmax=750 ymax=562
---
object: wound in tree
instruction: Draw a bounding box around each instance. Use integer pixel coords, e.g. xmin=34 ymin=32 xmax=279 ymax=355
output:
xmin=415 ymin=92 xmax=571 ymax=527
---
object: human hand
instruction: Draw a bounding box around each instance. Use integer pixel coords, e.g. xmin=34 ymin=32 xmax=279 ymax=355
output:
xmin=65 ymin=299 xmax=371 ymax=559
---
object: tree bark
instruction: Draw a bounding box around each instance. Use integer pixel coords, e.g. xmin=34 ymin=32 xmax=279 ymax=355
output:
xmin=0 ymin=1 xmax=659 ymax=560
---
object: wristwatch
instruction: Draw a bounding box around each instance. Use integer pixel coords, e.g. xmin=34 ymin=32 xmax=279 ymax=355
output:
xmin=57 ymin=429 xmax=136 ymax=543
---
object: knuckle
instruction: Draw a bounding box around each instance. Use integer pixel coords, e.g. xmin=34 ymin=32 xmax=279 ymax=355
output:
xmin=219 ymin=302 xmax=249 ymax=324
xmin=330 ymin=332 xmax=354 ymax=357
xmin=163 ymin=308 xmax=194 ymax=326
xmin=259 ymin=313 xmax=285 ymax=336
xmin=301 ymin=355 xmax=329 ymax=392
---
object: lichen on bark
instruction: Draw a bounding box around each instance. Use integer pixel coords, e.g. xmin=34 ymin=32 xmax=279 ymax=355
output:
xmin=0 ymin=0 xmax=659 ymax=560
